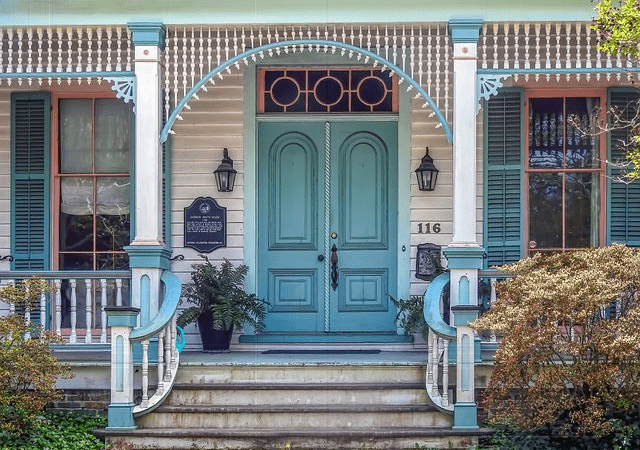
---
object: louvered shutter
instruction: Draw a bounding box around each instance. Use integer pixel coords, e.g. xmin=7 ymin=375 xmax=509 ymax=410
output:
xmin=11 ymin=93 xmax=51 ymax=270
xmin=608 ymin=89 xmax=640 ymax=246
xmin=484 ymin=91 xmax=524 ymax=267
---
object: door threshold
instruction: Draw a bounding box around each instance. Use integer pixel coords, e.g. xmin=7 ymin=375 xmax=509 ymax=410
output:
xmin=239 ymin=332 xmax=413 ymax=344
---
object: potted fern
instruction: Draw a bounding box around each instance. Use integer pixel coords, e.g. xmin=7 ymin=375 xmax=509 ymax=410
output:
xmin=176 ymin=256 xmax=267 ymax=351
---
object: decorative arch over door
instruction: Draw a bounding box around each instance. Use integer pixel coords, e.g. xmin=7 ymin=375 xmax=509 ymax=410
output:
xmin=160 ymin=27 xmax=454 ymax=143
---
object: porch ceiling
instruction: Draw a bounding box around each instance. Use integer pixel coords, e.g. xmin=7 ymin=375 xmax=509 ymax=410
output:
xmin=2 ymin=0 xmax=594 ymax=26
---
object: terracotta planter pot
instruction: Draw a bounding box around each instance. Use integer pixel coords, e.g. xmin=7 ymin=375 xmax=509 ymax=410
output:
xmin=196 ymin=309 xmax=234 ymax=351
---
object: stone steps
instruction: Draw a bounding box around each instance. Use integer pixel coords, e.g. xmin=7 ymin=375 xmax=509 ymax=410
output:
xmin=100 ymin=357 xmax=485 ymax=449
xmin=165 ymin=382 xmax=429 ymax=406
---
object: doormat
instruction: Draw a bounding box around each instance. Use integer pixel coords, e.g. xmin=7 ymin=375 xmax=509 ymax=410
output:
xmin=262 ymin=349 xmax=381 ymax=355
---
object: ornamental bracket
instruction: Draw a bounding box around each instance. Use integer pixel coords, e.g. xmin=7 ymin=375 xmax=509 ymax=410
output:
xmin=103 ymin=76 xmax=136 ymax=106
xmin=477 ymin=74 xmax=511 ymax=113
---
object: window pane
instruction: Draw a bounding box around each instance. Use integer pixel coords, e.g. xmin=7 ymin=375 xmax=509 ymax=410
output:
xmin=566 ymin=97 xmax=599 ymax=169
xmin=529 ymin=98 xmax=563 ymax=168
xmin=60 ymin=214 xmax=94 ymax=252
xmin=96 ymin=214 xmax=130 ymax=251
xmin=60 ymin=99 xmax=93 ymax=173
xmin=95 ymin=99 xmax=131 ymax=173
xmin=60 ymin=177 xmax=94 ymax=252
xmin=61 ymin=177 xmax=94 ymax=215
xmin=97 ymin=253 xmax=129 ymax=270
xmin=566 ymin=173 xmax=597 ymax=248
xmin=96 ymin=177 xmax=130 ymax=215
xmin=59 ymin=253 xmax=93 ymax=270
xmin=529 ymin=173 xmax=563 ymax=249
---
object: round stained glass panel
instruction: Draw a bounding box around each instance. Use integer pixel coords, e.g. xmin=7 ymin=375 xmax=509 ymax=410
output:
xmin=314 ymin=76 xmax=343 ymax=106
xmin=271 ymin=77 xmax=300 ymax=106
xmin=357 ymin=76 xmax=387 ymax=106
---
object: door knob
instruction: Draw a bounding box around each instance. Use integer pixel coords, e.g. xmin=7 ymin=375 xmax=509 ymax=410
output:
xmin=317 ymin=254 xmax=325 ymax=262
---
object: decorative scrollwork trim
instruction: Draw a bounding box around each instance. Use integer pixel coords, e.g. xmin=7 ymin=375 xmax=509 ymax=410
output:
xmin=477 ymin=74 xmax=511 ymax=113
xmin=104 ymin=76 xmax=136 ymax=105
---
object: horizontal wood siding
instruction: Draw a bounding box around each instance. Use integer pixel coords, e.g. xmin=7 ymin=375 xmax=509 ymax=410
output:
xmin=409 ymin=96 xmax=484 ymax=296
xmin=169 ymin=72 xmax=245 ymax=349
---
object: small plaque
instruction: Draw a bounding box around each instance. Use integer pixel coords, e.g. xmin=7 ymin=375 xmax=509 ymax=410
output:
xmin=184 ymin=197 xmax=227 ymax=253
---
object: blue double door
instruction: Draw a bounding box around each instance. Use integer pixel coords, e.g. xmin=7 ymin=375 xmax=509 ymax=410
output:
xmin=258 ymin=121 xmax=398 ymax=334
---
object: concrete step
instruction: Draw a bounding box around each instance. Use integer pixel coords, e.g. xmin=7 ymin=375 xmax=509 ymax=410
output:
xmin=137 ymin=403 xmax=449 ymax=429
xmin=176 ymin=364 xmax=427 ymax=385
xmin=101 ymin=426 xmax=487 ymax=450
xmin=165 ymin=382 xmax=429 ymax=406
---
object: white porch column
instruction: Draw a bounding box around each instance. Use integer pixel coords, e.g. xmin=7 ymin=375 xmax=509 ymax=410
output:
xmin=443 ymin=18 xmax=484 ymax=430
xmin=125 ymin=23 xmax=170 ymax=327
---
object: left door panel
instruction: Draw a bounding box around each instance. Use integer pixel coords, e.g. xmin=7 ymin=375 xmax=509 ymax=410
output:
xmin=258 ymin=122 xmax=326 ymax=332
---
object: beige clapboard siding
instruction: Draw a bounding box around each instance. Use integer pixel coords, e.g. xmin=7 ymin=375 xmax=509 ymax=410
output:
xmin=168 ymin=72 xmax=246 ymax=349
xmin=408 ymin=95 xmax=484 ymax=296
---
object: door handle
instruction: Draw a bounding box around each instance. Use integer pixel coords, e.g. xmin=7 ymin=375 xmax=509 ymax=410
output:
xmin=331 ymin=244 xmax=338 ymax=291
xmin=317 ymin=254 xmax=325 ymax=262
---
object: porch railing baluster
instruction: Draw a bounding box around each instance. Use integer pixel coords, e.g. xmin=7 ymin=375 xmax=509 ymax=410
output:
xmin=157 ymin=331 xmax=164 ymax=394
xmin=70 ymin=279 xmax=77 ymax=344
xmin=141 ymin=339 xmax=149 ymax=407
xmin=39 ymin=288 xmax=46 ymax=333
xmin=100 ymin=279 xmax=108 ymax=343
xmin=85 ymin=278 xmax=92 ymax=344
xmin=55 ymin=279 xmax=62 ymax=336
xmin=116 ymin=279 xmax=123 ymax=306
xmin=0 ymin=270 xmax=130 ymax=345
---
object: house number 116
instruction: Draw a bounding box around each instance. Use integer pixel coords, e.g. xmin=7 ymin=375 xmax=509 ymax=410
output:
xmin=418 ymin=223 xmax=441 ymax=234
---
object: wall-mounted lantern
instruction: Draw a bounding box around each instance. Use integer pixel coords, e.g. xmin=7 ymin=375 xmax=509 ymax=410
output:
xmin=415 ymin=243 xmax=442 ymax=281
xmin=214 ymin=148 xmax=237 ymax=192
xmin=415 ymin=147 xmax=439 ymax=191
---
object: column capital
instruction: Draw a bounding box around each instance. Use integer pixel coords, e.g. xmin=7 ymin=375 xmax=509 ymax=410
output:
xmin=128 ymin=22 xmax=166 ymax=50
xmin=448 ymin=18 xmax=483 ymax=44
xmin=124 ymin=245 xmax=172 ymax=270
xmin=443 ymin=246 xmax=485 ymax=269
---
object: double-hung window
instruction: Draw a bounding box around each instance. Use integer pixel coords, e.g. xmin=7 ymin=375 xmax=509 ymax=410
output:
xmin=53 ymin=95 xmax=133 ymax=270
xmin=525 ymin=92 xmax=606 ymax=255
xmin=484 ymin=89 xmax=638 ymax=267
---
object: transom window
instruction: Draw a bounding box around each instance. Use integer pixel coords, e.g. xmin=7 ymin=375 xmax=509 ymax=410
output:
xmin=526 ymin=92 xmax=606 ymax=255
xmin=258 ymin=68 xmax=398 ymax=113
xmin=53 ymin=96 xmax=132 ymax=270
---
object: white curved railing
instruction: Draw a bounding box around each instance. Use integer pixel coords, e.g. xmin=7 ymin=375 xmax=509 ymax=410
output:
xmin=422 ymin=272 xmax=456 ymax=413
xmin=129 ymin=270 xmax=183 ymax=417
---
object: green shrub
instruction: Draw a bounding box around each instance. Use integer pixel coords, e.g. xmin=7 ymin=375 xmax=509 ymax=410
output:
xmin=0 ymin=279 xmax=72 ymax=435
xmin=0 ymin=412 xmax=107 ymax=450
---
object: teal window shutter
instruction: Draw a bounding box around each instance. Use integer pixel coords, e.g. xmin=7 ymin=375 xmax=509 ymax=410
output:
xmin=608 ymin=89 xmax=640 ymax=246
xmin=11 ymin=92 xmax=51 ymax=270
xmin=484 ymin=91 xmax=524 ymax=267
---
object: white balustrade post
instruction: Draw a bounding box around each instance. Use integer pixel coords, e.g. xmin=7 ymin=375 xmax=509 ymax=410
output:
xmin=54 ymin=279 xmax=62 ymax=336
xmin=100 ymin=279 xmax=108 ymax=343
xmin=105 ymin=306 xmax=139 ymax=430
xmin=444 ymin=18 xmax=484 ymax=430
xmin=70 ymin=279 xmax=77 ymax=343
xmin=85 ymin=279 xmax=92 ymax=344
